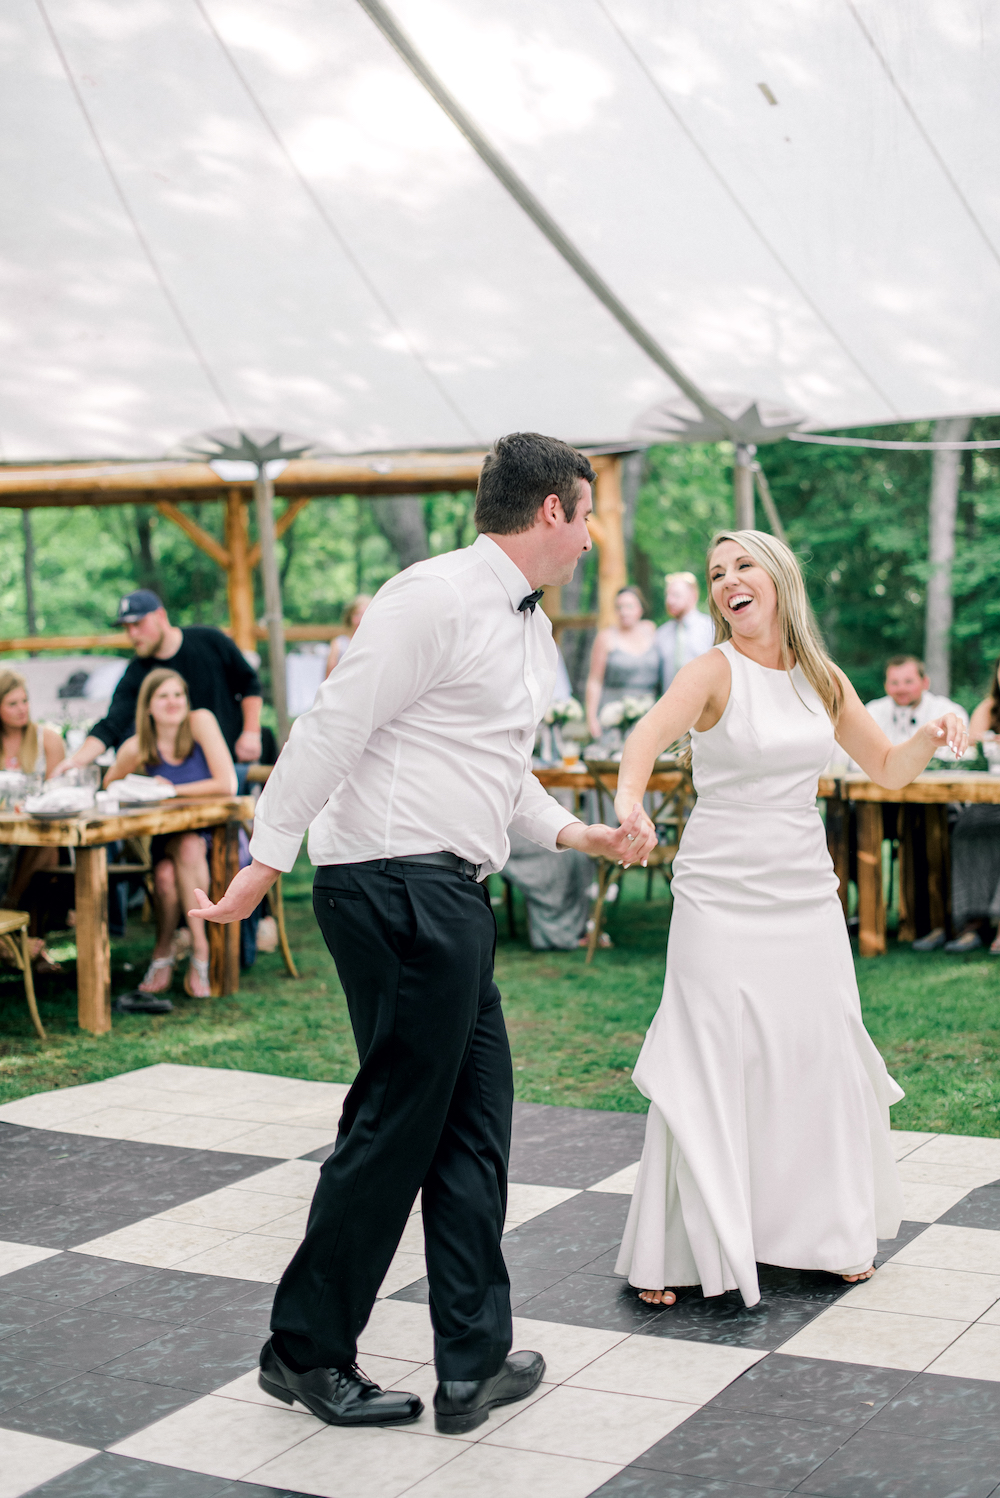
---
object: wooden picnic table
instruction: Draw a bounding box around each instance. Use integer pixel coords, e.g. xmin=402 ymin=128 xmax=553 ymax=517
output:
xmin=819 ymin=771 xmax=1000 ymax=957
xmin=0 ymin=795 xmax=255 ymax=1034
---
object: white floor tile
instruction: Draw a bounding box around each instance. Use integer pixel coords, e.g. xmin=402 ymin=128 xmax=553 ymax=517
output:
xmin=898 ymin=1158 xmax=1000 ymax=1191
xmin=906 ymin=1134 xmax=1000 ymax=1174
xmin=254 ymin=1205 xmax=310 ymax=1241
xmin=894 ymin=1224 xmax=1000 ymax=1275
xmin=110 ymin=1392 xmax=319 ymax=1479
xmin=0 ymin=1082 xmax=117 ymax=1129
xmin=509 ymin=1318 xmax=628 ymax=1384
xmin=483 ymin=1384 xmax=692 ymax=1465
xmin=50 ymin=1105 xmax=186 ymax=1140
xmin=396 ymin=1213 xmax=426 ymax=1255
xmin=209 ymin=1123 xmax=339 ymax=1159
xmin=778 ymin=1305 xmax=967 ymax=1371
xmin=403 ymin=1442 xmax=620 ymax=1498
xmin=248 ymin=1423 xmax=463 ymax=1498
xmin=131 ymin=1115 xmax=255 ymax=1150
xmin=176 ymin=1232 xmax=294 ymax=1282
xmin=358 ymin=1301 xmax=435 ymax=1364
xmin=230 ymin=1159 xmax=321 ymax=1199
xmin=586 ymin=1162 xmax=640 ymax=1195
xmin=504 ymin=1184 xmax=580 ymax=1226
xmin=161 ymin=1186 xmax=296 ymax=1233
xmin=567 ymin=1336 xmax=764 ymax=1405
xmin=72 ymin=1217 xmax=235 ymax=1268
xmin=378 ymin=1251 xmax=427 ymax=1298
xmin=839 ymin=1261 xmax=1000 ymax=1322
xmin=900 ymin=1181 xmax=975 ymax=1223
xmin=0 ymin=1429 xmax=96 ymax=1498
xmin=926 ymin=1321 xmax=1000 ymax=1381
xmin=891 ymin=1130 xmax=936 ymax=1161
xmin=0 ymin=1241 xmax=61 ymax=1278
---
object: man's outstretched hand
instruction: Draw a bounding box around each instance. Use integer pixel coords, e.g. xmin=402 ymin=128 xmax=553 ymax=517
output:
xmin=188 ymin=858 xmax=279 ymax=925
xmin=557 ymin=802 xmax=657 ymax=866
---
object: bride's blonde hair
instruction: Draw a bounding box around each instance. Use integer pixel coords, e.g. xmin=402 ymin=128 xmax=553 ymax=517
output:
xmin=706 ymin=529 xmax=843 ymax=726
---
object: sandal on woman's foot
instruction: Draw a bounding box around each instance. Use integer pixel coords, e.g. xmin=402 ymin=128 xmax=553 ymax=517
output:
xmin=184 ymin=956 xmax=210 ymax=999
xmin=839 ymin=1266 xmax=875 ymax=1283
xmin=637 ymin=1288 xmax=676 ymax=1306
xmin=138 ymin=956 xmax=175 ymax=994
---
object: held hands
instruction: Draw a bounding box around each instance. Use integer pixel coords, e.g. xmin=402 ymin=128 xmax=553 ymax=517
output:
xmin=188 ymin=858 xmax=279 ymax=925
xmin=558 ymin=802 xmax=658 ymax=867
xmin=920 ymin=713 xmax=969 ymax=761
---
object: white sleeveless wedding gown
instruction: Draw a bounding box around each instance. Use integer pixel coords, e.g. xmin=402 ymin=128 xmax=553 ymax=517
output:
xmin=616 ymin=642 xmax=904 ymax=1306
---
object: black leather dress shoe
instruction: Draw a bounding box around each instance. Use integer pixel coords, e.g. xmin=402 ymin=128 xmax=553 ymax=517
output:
xmin=434 ymin=1349 xmax=545 ymax=1434
xmin=258 ymin=1338 xmax=423 ymax=1426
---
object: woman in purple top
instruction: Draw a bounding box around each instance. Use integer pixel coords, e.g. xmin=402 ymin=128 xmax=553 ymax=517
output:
xmin=106 ymin=668 xmax=236 ymax=997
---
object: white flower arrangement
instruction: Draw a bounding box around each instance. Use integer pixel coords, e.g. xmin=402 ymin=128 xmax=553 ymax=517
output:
xmin=544 ymin=697 xmax=584 ymax=727
xmin=599 ymin=694 xmax=655 ymax=730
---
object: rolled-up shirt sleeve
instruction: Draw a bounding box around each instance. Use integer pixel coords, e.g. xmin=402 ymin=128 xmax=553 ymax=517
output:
xmin=508 ymin=766 xmax=582 ymax=851
xmin=249 ymin=575 xmax=462 ymax=871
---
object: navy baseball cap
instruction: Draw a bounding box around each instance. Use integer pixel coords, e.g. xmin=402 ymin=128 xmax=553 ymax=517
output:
xmin=116 ymin=589 xmax=163 ymax=624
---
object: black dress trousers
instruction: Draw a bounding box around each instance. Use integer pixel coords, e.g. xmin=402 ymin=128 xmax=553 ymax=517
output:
xmin=270 ymin=860 xmax=514 ymax=1381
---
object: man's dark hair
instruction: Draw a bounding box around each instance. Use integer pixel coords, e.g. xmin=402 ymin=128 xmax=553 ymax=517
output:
xmin=886 ymin=654 xmax=927 ymax=676
xmin=474 ymin=432 xmax=596 ymax=535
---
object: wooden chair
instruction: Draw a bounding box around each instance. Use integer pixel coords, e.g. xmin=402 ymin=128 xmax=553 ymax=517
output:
xmin=0 ymin=910 xmax=46 ymax=1040
xmin=266 ymin=874 xmax=299 ymax=979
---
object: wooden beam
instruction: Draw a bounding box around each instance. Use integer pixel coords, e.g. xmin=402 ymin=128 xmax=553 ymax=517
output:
xmin=224 ymin=490 xmax=256 ymax=654
xmin=155 ymin=501 xmax=230 ymax=568
xmin=591 ymin=456 xmax=627 ymax=629
xmin=246 ymin=495 xmax=312 ymax=570
xmin=0 ymin=632 xmax=128 ymax=653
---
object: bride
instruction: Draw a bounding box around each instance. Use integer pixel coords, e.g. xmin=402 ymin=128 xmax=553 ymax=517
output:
xmin=613 ymin=530 xmax=967 ymax=1307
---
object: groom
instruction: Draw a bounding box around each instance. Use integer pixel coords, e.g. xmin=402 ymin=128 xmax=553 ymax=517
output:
xmin=192 ymin=432 xmax=656 ymax=1435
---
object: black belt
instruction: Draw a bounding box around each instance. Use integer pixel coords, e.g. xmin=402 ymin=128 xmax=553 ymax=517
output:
xmin=382 ymin=851 xmax=482 ymax=880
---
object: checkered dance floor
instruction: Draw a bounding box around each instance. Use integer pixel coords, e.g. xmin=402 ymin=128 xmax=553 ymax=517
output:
xmin=2 ymin=1065 xmax=1000 ymax=1497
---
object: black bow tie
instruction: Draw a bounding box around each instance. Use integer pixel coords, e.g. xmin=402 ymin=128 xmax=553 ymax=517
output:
xmin=518 ymin=589 xmax=544 ymax=614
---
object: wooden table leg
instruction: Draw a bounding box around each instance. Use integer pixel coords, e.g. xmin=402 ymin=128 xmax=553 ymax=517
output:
xmin=824 ymin=787 xmax=850 ymax=917
xmin=75 ymin=845 xmax=111 ymax=1033
xmin=209 ymin=821 xmax=241 ymax=997
xmin=856 ymin=802 xmax=886 ymax=957
xmin=925 ymin=804 xmax=951 ymax=937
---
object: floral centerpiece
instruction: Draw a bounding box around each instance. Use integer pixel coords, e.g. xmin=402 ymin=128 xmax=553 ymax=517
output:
xmin=599 ymin=693 xmax=655 ymax=735
xmin=540 ymin=697 xmax=584 ymax=765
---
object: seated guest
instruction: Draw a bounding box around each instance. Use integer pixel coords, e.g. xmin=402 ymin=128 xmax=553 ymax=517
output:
xmin=57 ymin=591 xmax=262 ymax=774
xmin=654 ymin=571 xmax=716 ymax=690
xmin=0 ymin=671 xmax=66 ymax=970
xmin=325 ymin=595 xmax=372 ymax=677
xmin=923 ymin=655 xmax=1000 ymax=954
xmin=585 ymin=586 xmax=661 ymax=743
xmin=105 ymin=669 xmax=237 ymax=997
xmin=859 ymin=655 xmax=969 ymax=760
xmin=500 ymin=828 xmax=592 ymax=950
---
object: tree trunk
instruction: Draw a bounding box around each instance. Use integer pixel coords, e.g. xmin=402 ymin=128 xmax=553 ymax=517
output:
xmin=924 ymin=416 xmax=971 ymax=696
xmin=371 ymin=495 xmax=429 ymax=571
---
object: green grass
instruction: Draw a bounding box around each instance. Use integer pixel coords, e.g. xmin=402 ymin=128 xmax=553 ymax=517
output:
xmin=1 ymin=856 xmax=998 ymax=1137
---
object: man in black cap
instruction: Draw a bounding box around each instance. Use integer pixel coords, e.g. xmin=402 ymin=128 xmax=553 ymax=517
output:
xmin=57 ymin=591 xmax=263 ymax=774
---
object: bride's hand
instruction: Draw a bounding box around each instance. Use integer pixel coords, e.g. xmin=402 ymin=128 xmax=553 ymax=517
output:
xmin=920 ymin=713 xmax=968 ymax=760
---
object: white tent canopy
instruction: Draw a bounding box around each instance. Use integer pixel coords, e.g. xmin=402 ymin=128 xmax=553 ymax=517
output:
xmin=3 ymin=0 xmax=999 ymax=461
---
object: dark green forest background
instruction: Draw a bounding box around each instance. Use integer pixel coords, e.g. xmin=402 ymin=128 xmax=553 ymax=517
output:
xmin=3 ymin=416 xmax=1000 ymax=713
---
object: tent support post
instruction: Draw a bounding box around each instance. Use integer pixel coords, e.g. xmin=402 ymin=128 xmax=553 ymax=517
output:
xmin=225 ymin=489 xmax=256 ymax=654
xmin=254 ymin=470 xmax=290 ymax=745
xmin=734 ymin=444 xmax=755 ymax=530
xmin=592 ymin=457 xmax=628 ymax=629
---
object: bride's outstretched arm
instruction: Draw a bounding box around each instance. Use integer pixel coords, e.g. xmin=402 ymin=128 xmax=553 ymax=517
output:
xmin=614 ymin=651 xmax=730 ymax=824
xmin=833 ymin=666 xmax=969 ymax=788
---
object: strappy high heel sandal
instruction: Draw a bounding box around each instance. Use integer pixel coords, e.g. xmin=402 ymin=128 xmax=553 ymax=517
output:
xmin=184 ymin=955 xmax=211 ymax=998
xmin=138 ymin=956 xmax=175 ymax=994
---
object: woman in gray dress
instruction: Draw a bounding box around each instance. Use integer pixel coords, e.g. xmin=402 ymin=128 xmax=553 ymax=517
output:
xmin=585 ymin=586 xmax=662 ymax=746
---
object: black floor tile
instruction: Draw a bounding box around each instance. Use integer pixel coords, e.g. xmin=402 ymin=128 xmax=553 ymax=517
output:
xmin=0 ymin=1291 xmax=64 ymax=1339
xmin=299 ymin=1140 xmax=338 ymax=1163
xmin=0 ymin=1368 xmax=197 ymax=1445
xmin=0 ymin=1345 xmax=78 ymax=1413
xmin=795 ymin=1427 xmax=1000 ymax=1496
xmin=875 ymin=1222 xmax=928 ymax=1266
xmin=99 ymin=1322 xmax=263 ymax=1392
xmin=194 ymin=1298 xmax=273 ymax=1338
xmin=501 ymin=1191 xmax=630 ymax=1272
xmin=16 ymin=1307 xmax=175 ymax=1371
xmin=589 ymin=1471 xmax=792 ymax=1497
xmin=0 ymin=1255 xmax=151 ymax=1308
xmin=85 ymin=1269 xmax=264 ymax=1325
xmin=637 ymin=1287 xmax=825 ymax=1351
xmin=938 ymin=1181 xmax=1000 ymax=1232
xmin=1 ymin=1205 xmax=159 ymax=1249
xmin=19 ymin=1452 xmax=236 ymax=1497
xmin=514 ymin=1271 xmax=672 ymax=1333
xmin=867 ymin=1370 xmax=1000 ymax=1444
xmin=509 ymin=1100 xmax=647 ymax=1187
xmin=632 ymin=1410 xmax=845 ymax=1488
xmin=706 ymin=1354 xmax=915 ymax=1431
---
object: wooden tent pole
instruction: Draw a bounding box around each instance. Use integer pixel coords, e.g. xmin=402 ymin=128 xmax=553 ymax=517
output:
xmin=591 ymin=456 xmax=627 ymax=629
xmin=254 ymin=470 xmax=290 ymax=745
xmin=733 ymin=444 xmax=755 ymax=530
xmin=224 ymin=489 xmax=256 ymax=654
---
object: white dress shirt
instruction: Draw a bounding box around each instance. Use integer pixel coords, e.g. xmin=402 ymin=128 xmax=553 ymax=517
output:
xmin=654 ymin=609 xmax=716 ymax=689
xmin=845 ymin=690 xmax=972 ymax=769
xmin=250 ymin=535 xmax=580 ymax=877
